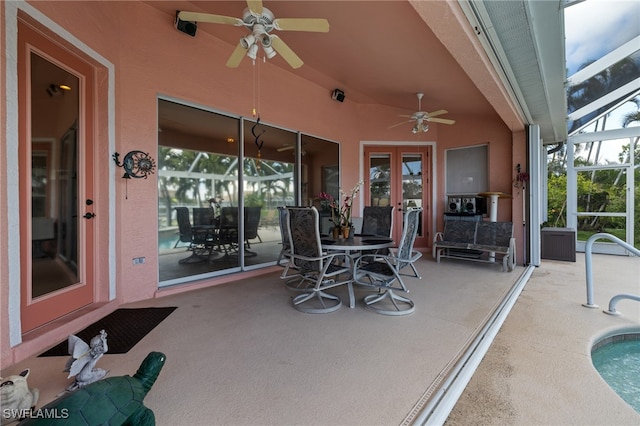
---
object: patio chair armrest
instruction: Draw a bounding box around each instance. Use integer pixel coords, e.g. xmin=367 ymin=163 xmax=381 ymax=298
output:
xmin=408 ymin=250 xmax=422 ymax=263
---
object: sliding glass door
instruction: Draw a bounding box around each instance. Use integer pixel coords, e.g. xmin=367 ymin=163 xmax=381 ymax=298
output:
xmin=157 ymin=99 xmax=339 ymax=285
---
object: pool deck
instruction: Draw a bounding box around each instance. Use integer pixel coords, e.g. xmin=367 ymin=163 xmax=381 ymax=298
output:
xmin=447 ymin=254 xmax=640 ymax=425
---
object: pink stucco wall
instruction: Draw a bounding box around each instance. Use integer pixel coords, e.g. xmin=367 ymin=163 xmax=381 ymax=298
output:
xmin=1 ymin=1 xmax=526 ymax=367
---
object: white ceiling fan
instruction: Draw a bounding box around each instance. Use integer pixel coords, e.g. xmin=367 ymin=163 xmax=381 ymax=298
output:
xmin=178 ymin=0 xmax=329 ymax=69
xmin=390 ymin=93 xmax=455 ymax=133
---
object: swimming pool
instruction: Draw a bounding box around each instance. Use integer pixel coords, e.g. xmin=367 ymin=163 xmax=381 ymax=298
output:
xmin=591 ymin=331 xmax=640 ymax=414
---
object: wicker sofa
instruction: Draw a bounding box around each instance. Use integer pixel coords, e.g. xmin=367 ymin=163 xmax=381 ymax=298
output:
xmin=432 ymin=220 xmax=516 ymax=272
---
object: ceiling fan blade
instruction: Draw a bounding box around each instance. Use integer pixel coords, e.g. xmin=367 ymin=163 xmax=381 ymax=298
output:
xmin=428 ymin=117 xmax=456 ymax=125
xmin=226 ymin=43 xmax=247 ymax=68
xmin=388 ymin=120 xmax=413 ymax=129
xmin=246 ymin=0 xmax=263 ymax=15
xmin=178 ymin=11 xmax=243 ymax=26
xmin=277 ymin=145 xmax=294 ymax=152
xmin=270 ymin=35 xmax=303 ymax=69
xmin=273 ymin=18 xmax=330 ymax=32
xmin=426 ymin=109 xmax=448 ymax=118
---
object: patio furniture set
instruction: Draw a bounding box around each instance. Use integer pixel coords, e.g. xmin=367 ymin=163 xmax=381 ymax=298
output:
xmin=279 ymin=205 xmax=423 ymax=316
xmin=174 ymin=206 xmax=262 ymax=264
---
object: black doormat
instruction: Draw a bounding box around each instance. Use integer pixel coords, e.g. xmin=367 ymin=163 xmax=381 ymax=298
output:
xmin=38 ymin=307 xmax=177 ymax=357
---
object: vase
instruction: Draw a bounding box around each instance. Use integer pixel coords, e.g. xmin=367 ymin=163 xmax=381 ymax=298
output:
xmin=341 ymin=226 xmax=350 ymax=239
xmin=332 ymin=226 xmax=341 ymax=240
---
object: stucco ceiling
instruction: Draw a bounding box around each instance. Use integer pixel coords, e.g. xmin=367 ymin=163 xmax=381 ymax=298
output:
xmin=146 ymin=0 xmax=567 ymax=143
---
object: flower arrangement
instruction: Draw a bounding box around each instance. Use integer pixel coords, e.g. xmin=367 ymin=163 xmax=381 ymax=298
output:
xmin=316 ymin=180 xmax=363 ymax=229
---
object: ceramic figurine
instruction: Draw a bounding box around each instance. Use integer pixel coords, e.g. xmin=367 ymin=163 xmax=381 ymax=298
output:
xmin=21 ymin=352 xmax=166 ymax=426
xmin=64 ymin=329 xmax=109 ymax=391
xmin=0 ymin=369 xmax=39 ymax=425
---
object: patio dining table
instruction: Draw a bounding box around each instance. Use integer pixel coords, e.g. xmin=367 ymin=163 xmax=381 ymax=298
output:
xmin=321 ymin=235 xmax=394 ymax=308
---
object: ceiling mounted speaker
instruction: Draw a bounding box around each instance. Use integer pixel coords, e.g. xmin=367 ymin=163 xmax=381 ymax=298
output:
xmin=331 ymin=89 xmax=345 ymax=102
xmin=175 ymin=11 xmax=197 ymax=37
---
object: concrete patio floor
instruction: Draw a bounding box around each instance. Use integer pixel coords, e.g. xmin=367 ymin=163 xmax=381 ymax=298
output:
xmin=3 ymin=252 xmax=638 ymax=425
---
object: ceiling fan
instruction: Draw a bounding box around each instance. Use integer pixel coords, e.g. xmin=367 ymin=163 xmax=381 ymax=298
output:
xmin=178 ymin=0 xmax=329 ymax=69
xmin=389 ymin=93 xmax=455 ymax=133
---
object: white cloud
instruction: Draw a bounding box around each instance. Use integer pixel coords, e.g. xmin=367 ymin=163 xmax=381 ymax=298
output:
xmin=565 ymin=0 xmax=640 ymax=74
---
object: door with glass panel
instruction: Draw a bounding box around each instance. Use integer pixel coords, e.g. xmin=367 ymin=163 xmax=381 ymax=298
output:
xmin=364 ymin=146 xmax=431 ymax=247
xmin=19 ymin=20 xmax=95 ymax=332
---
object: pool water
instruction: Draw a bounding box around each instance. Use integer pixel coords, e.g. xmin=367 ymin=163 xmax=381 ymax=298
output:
xmin=592 ymin=338 xmax=640 ymax=413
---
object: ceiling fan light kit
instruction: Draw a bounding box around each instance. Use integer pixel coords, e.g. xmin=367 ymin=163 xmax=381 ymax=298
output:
xmin=177 ymin=1 xmax=329 ymax=69
xmin=412 ymin=123 xmax=429 ymax=133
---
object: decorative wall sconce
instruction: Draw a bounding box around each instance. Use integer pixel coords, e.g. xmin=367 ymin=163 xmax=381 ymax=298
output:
xmin=113 ymin=151 xmax=156 ymax=179
xmin=113 ymin=151 xmax=156 ymax=199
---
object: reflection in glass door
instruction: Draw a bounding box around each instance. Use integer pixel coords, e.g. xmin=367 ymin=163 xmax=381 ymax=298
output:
xmin=365 ymin=146 xmax=431 ymax=247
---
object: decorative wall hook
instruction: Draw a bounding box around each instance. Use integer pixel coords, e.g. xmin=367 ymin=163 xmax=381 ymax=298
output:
xmin=113 ymin=151 xmax=156 ymax=179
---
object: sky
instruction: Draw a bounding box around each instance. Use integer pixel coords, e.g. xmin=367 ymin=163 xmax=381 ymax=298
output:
xmin=564 ymin=0 xmax=640 ymax=76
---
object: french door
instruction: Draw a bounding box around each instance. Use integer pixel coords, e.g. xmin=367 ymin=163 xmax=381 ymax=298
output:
xmin=364 ymin=145 xmax=431 ymax=247
xmin=19 ymin=19 xmax=95 ymax=332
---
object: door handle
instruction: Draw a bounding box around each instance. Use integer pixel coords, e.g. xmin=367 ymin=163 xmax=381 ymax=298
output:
xmin=83 ymin=212 xmax=96 ymax=219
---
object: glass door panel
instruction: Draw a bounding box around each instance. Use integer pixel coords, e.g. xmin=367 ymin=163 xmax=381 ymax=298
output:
xmin=369 ymin=154 xmax=391 ymax=207
xmin=32 ymin=56 xmax=80 ymax=297
xmin=242 ymin=119 xmax=297 ymax=268
xmin=402 ymin=154 xmax=424 ymax=236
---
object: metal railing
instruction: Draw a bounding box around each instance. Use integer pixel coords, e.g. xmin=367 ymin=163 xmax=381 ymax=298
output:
xmin=583 ymin=233 xmax=640 ymax=316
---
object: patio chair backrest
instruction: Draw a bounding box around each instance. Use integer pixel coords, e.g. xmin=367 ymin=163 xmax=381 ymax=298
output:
xmin=193 ymin=207 xmax=214 ymax=226
xmin=244 ymin=207 xmax=261 ymax=240
xmin=361 ymin=206 xmax=394 ymax=237
xmin=278 ymin=207 xmax=290 ymax=248
xmin=175 ymin=207 xmax=193 ymax=243
xmin=396 ymin=207 xmax=422 ymax=265
xmin=286 ymin=207 xmax=322 ymax=274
